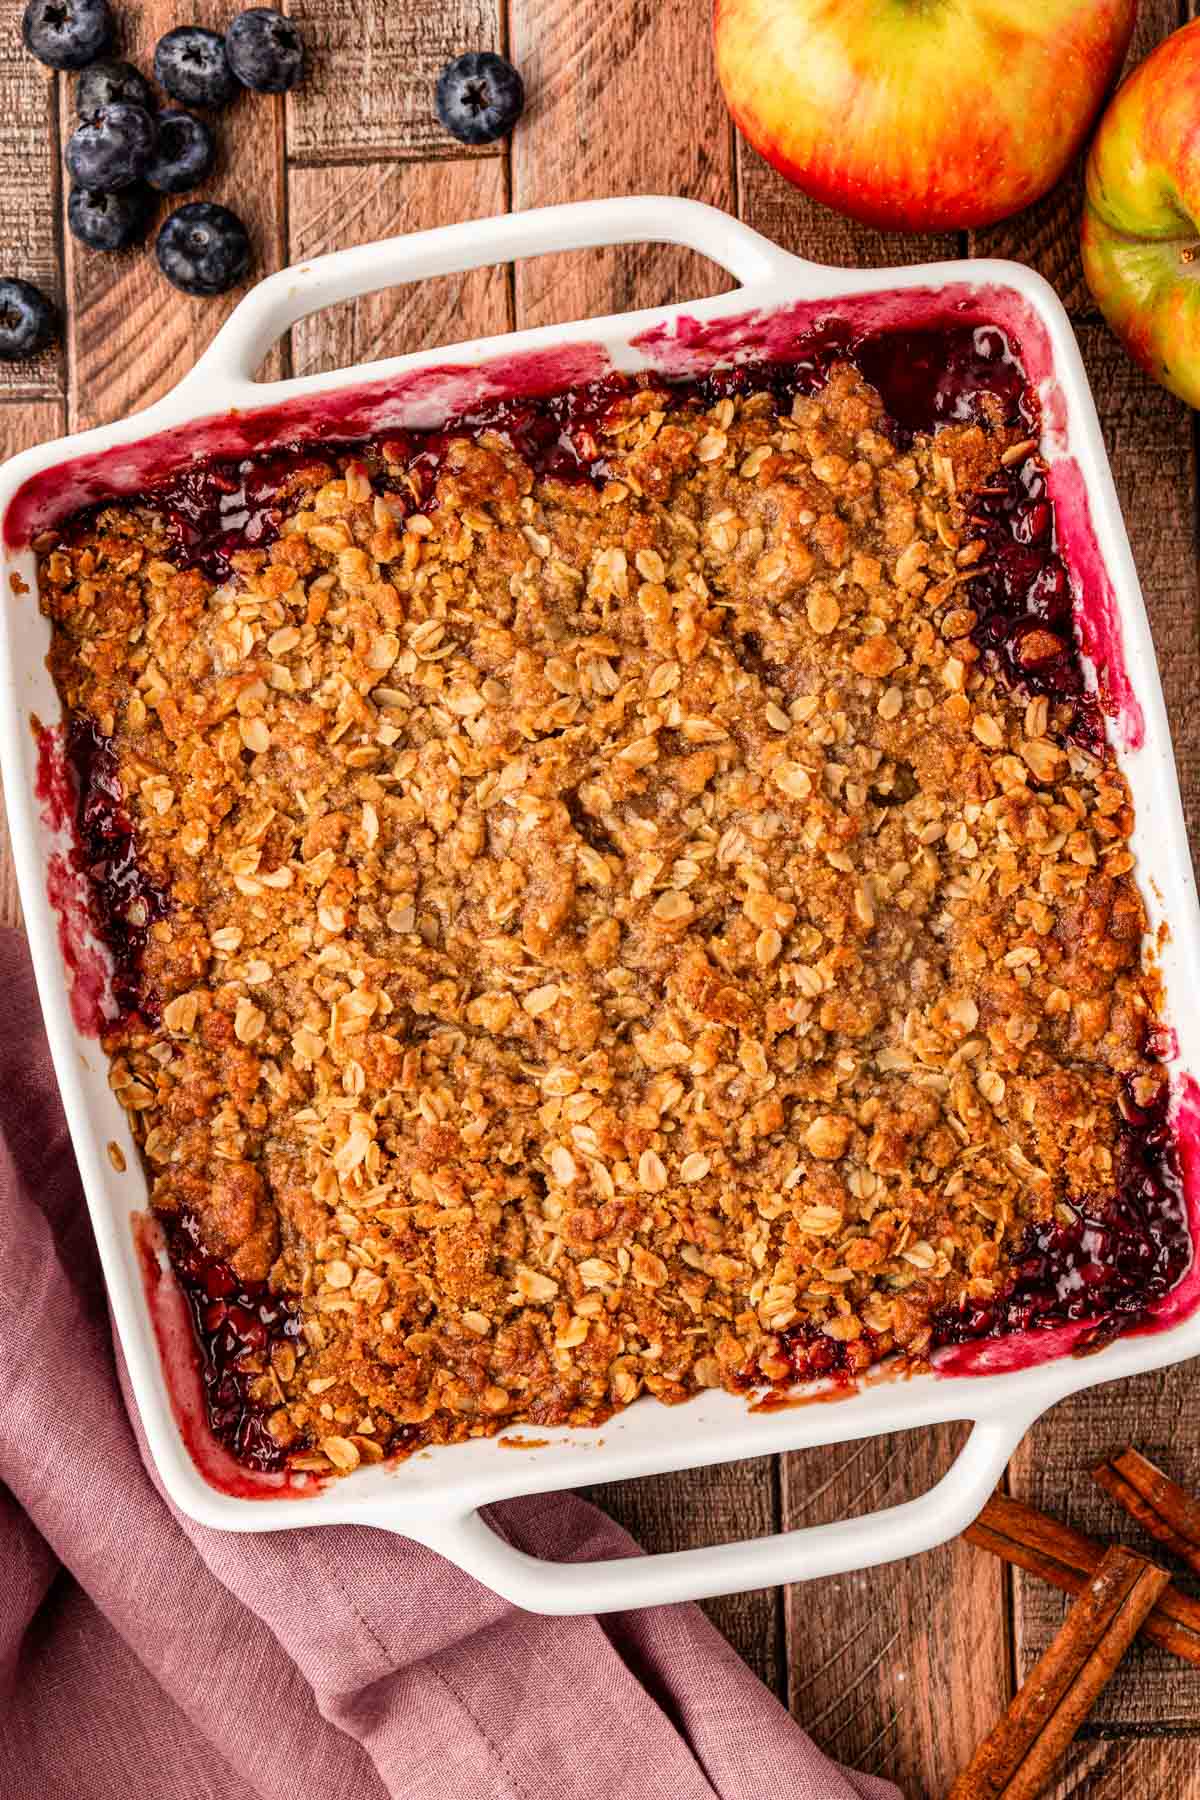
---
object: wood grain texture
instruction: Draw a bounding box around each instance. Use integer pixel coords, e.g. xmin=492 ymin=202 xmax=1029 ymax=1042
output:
xmin=737 ymin=146 xmax=961 ymax=274
xmin=288 ymin=156 xmax=510 ymax=377
xmin=583 ymin=1460 xmax=781 ymax=1688
xmin=508 ymin=0 xmax=737 ymax=328
xmin=61 ymin=0 xmax=288 ymax=434
xmin=782 ymin=1426 xmax=1010 ymax=1796
xmin=0 ymin=6 xmax=62 ymax=396
xmin=1044 ymin=1736 xmax=1200 ymax=1800
xmin=968 ymin=0 xmax=1180 ymax=318
xmin=284 ymin=0 xmax=502 ymax=163
xmin=1011 ymin=1379 xmax=1200 ymax=1731
xmin=0 ymin=395 xmax=62 ymax=460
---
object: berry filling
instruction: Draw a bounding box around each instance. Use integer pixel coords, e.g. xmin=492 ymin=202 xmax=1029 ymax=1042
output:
xmin=963 ymin=459 xmax=1104 ymax=754
xmin=931 ymin=1079 xmax=1190 ymax=1357
xmin=155 ymin=445 xmax=315 ymax=579
xmin=64 ymin=714 xmax=168 ymax=1024
xmin=167 ymin=1210 xmax=303 ymax=1472
xmin=775 ymin=1319 xmax=883 ymax=1387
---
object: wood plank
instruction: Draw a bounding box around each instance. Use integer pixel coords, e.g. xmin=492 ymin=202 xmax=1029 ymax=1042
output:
xmin=0 ymin=396 xmax=63 ymax=461
xmin=0 ymin=397 xmax=65 ymax=930
xmin=61 ymin=1 xmax=288 ymax=435
xmin=780 ymin=1427 xmax=1010 ymax=1795
xmin=287 ymin=156 xmax=509 ymax=379
xmin=0 ymin=10 xmax=63 ymax=396
xmin=736 ymin=146 xmax=960 ymax=273
xmin=1046 ymin=1737 xmax=1200 ymax=1800
xmin=284 ymin=0 xmax=502 ymax=163
xmin=583 ymin=1461 xmax=781 ymax=1689
xmin=1010 ymin=1378 xmax=1200 ymax=1730
xmin=969 ymin=1 xmax=1178 ymax=318
xmin=508 ymin=0 xmax=738 ymax=327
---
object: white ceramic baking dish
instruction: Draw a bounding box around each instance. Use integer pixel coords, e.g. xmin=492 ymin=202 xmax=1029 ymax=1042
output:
xmin=3 ymin=197 xmax=1199 ymax=1617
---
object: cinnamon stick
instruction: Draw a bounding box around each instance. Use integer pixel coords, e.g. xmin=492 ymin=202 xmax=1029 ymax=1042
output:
xmin=1093 ymin=1447 xmax=1200 ymax=1577
xmin=949 ymin=1545 xmax=1169 ymax=1800
xmin=964 ymin=1492 xmax=1200 ymax=1668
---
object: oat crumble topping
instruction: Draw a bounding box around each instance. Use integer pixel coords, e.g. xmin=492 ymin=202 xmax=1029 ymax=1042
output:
xmin=37 ymin=347 xmax=1185 ymax=1476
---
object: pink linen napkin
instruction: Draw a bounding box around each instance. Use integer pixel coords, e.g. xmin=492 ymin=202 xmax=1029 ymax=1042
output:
xmin=0 ymin=928 xmax=901 ymax=1800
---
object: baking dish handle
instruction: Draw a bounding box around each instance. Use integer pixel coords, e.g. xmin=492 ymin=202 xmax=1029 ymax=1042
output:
xmin=178 ymin=196 xmax=806 ymax=394
xmin=399 ymin=1411 xmax=1033 ymax=1616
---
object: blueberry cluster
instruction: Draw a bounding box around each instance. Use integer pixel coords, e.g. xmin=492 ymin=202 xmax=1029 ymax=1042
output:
xmin=22 ymin=0 xmax=304 ymax=298
xmin=1 ymin=14 xmax=525 ymax=364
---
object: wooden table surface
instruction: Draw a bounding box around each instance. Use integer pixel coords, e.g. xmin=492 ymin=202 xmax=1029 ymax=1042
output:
xmin=3 ymin=0 xmax=1199 ymax=1792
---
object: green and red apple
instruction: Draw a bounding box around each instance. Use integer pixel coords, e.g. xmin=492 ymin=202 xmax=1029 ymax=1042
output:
xmin=1083 ymin=20 xmax=1200 ymax=409
xmin=714 ymin=0 xmax=1136 ymax=232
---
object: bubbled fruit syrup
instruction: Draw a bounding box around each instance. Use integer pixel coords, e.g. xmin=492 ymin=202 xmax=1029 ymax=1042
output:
xmin=963 ymin=458 xmax=1104 ymax=754
xmin=155 ymin=446 xmax=326 ymax=582
xmin=167 ymin=1211 xmax=303 ymax=1472
xmin=932 ymin=1079 xmax=1192 ymax=1358
xmin=851 ymin=327 xmax=1105 ymax=752
xmin=777 ymin=1319 xmax=882 ymax=1386
xmin=380 ymin=373 xmax=632 ymax=503
xmin=147 ymin=377 xmax=635 ymax=583
xmin=65 ymin=715 xmax=169 ymax=1024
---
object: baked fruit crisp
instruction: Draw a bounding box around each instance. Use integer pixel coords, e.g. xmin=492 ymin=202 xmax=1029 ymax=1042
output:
xmin=36 ymin=325 xmax=1192 ymax=1476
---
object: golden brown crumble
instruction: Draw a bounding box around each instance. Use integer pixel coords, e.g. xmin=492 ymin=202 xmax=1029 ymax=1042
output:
xmin=38 ymin=362 xmax=1166 ymax=1475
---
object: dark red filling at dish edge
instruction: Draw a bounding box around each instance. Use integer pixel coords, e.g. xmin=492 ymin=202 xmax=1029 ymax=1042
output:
xmin=770 ymin=1080 xmax=1190 ymax=1386
xmin=932 ymin=1078 xmax=1189 ymax=1353
xmin=163 ymin=1210 xmax=428 ymax=1468
xmin=147 ymin=377 xmax=638 ymax=582
xmin=966 ymin=459 xmax=1103 ymax=755
xmin=167 ymin=1210 xmax=304 ymax=1472
xmin=64 ymin=715 xmax=169 ymax=1025
xmin=47 ymin=324 xmax=1191 ymax=1454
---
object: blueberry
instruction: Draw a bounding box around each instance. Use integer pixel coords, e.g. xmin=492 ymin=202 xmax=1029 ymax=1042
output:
xmin=435 ymin=52 xmax=524 ymax=146
xmin=154 ymin=26 xmax=237 ymax=109
xmin=76 ymin=61 xmax=155 ymax=119
xmin=66 ymin=103 xmax=156 ymax=192
xmin=145 ymin=110 xmax=214 ymax=194
xmin=225 ymin=8 xmax=304 ymax=94
xmin=0 ymin=279 xmax=58 ymax=363
xmin=22 ymin=0 xmax=112 ymax=70
xmin=67 ymin=184 xmax=154 ymax=252
xmin=156 ymin=202 xmax=250 ymax=296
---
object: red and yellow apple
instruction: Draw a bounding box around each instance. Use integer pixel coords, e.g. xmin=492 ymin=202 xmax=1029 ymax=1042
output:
xmin=713 ymin=0 xmax=1136 ymax=232
xmin=1083 ymin=21 xmax=1200 ymax=409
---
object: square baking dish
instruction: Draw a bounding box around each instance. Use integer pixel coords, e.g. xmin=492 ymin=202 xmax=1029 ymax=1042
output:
xmin=2 ymin=196 xmax=1198 ymax=1616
